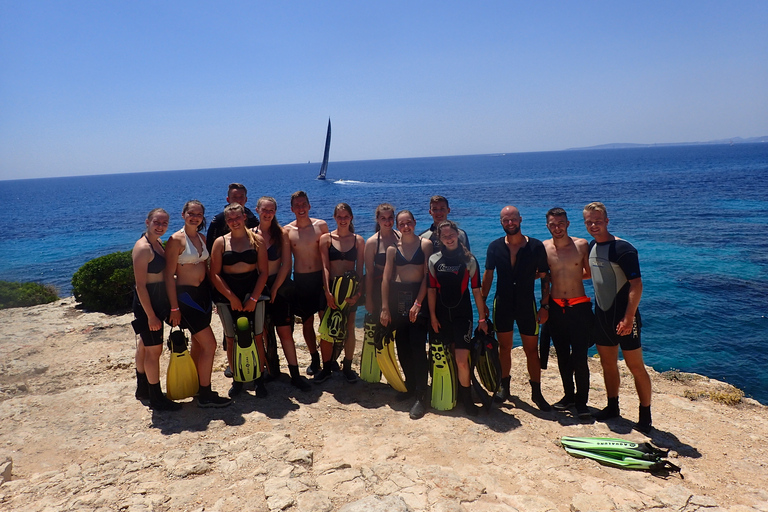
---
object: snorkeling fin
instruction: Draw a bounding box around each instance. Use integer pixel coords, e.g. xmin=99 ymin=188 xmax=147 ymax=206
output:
xmin=165 ymin=327 xmax=199 ymax=400
xmin=561 ymin=436 xmax=681 ymax=473
xmin=331 ymin=271 xmax=359 ymax=312
xmin=539 ymin=321 xmax=551 ymax=370
xmin=373 ymin=323 xmax=407 ymax=392
xmin=263 ymin=313 xmax=281 ymax=378
xmin=472 ymin=319 xmax=501 ymax=395
xmin=234 ymin=315 xmax=261 ymax=382
xmin=360 ymin=314 xmax=382 ymax=383
xmin=430 ymin=340 xmax=457 ymax=411
xmin=319 ymin=273 xmax=359 ymax=342
xmin=560 ymin=436 xmax=669 ymax=460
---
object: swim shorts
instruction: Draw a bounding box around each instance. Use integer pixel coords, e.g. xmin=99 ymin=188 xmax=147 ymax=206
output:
xmin=132 ymin=282 xmax=169 ymax=347
xmin=265 ymin=274 xmax=294 ymax=327
xmin=293 ymin=270 xmax=326 ymax=322
xmin=176 ymin=282 xmax=213 ymax=335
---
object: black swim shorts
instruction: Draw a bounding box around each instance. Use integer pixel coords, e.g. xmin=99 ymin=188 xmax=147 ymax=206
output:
xmin=293 ymin=270 xmax=326 ymax=322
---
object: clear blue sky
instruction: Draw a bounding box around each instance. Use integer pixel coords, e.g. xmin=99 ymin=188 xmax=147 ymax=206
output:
xmin=1 ymin=1 xmax=766 ymax=179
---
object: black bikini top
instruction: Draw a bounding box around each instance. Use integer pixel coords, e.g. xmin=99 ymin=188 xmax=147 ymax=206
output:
xmin=395 ymin=243 xmax=425 ymax=266
xmin=329 ymin=242 xmax=358 ymax=262
xmin=144 ymin=235 xmax=166 ymax=274
xmin=266 ymin=243 xmax=280 ymax=262
xmin=222 ymin=249 xmax=258 ymax=266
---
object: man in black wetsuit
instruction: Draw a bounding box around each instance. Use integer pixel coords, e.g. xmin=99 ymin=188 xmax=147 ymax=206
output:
xmin=206 ymin=183 xmax=259 ymax=253
xmin=583 ymin=202 xmax=652 ymax=433
xmin=481 ymin=205 xmax=551 ymax=411
xmin=420 ymin=195 xmax=470 ymax=251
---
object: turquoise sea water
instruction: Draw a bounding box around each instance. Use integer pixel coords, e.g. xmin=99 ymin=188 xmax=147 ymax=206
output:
xmin=1 ymin=144 xmax=767 ymax=403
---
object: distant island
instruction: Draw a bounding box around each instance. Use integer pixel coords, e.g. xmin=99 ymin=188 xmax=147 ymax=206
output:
xmin=566 ymin=135 xmax=768 ymax=151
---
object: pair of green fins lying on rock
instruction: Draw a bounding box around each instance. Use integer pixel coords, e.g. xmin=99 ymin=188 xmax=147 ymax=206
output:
xmin=561 ymin=436 xmax=681 ymax=473
xmin=361 ymin=317 xmax=502 ymax=411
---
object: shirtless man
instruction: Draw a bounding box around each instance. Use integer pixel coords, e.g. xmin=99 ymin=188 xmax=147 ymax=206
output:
xmin=285 ymin=191 xmax=329 ymax=375
xmin=583 ymin=202 xmax=652 ymax=433
xmin=543 ymin=207 xmax=593 ymax=419
xmin=481 ymin=205 xmax=551 ymax=411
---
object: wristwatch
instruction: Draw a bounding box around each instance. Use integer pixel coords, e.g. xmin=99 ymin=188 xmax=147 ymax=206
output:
xmin=540 ymin=300 xmax=549 ymax=310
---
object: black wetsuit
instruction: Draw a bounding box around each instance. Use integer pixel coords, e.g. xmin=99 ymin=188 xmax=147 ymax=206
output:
xmin=428 ymin=248 xmax=481 ymax=350
xmin=485 ymin=236 xmax=548 ymax=335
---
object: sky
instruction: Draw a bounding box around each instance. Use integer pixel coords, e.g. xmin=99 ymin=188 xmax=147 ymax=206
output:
xmin=1 ymin=1 xmax=766 ymax=180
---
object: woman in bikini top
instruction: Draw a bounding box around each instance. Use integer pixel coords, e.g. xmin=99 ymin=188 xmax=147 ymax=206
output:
xmin=364 ymin=203 xmax=399 ymax=317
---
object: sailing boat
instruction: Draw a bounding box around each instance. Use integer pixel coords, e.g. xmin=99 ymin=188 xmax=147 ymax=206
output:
xmin=316 ymin=118 xmax=331 ymax=180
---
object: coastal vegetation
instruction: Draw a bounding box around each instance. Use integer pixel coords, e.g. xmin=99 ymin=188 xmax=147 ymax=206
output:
xmin=0 ymin=280 xmax=58 ymax=309
xmin=71 ymin=251 xmax=134 ymax=313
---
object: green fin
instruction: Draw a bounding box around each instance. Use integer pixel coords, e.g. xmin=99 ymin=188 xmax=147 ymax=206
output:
xmin=331 ymin=272 xmax=359 ymax=311
xmin=472 ymin=323 xmax=501 ymax=395
xmin=233 ymin=315 xmax=261 ymax=382
xmin=360 ymin=314 xmax=382 ymax=383
xmin=563 ymin=446 xmax=674 ymax=471
xmin=430 ymin=341 xmax=456 ymax=411
xmin=374 ymin=325 xmax=407 ymax=392
xmin=560 ymin=436 xmax=668 ymax=460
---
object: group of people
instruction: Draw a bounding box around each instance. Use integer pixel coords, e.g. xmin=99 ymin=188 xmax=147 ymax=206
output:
xmin=131 ymin=185 xmax=653 ymax=433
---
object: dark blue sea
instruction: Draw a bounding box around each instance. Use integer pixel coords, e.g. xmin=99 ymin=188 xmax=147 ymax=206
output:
xmin=2 ymin=144 xmax=767 ymax=404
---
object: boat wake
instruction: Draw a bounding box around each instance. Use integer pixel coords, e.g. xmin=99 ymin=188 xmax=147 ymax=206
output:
xmin=333 ymin=179 xmax=366 ymax=185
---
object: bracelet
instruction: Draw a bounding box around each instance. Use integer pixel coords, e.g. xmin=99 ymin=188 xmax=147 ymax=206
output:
xmin=478 ymin=318 xmax=486 ymax=323
xmin=170 ymin=308 xmax=180 ymax=312
xmin=249 ymin=296 xmax=258 ymax=303
xmin=414 ymin=300 xmax=421 ymax=307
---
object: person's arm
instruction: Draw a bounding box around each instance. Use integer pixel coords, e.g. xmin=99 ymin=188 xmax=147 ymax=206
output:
xmin=364 ymin=236 xmax=377 ymax=313
xmin=428 ymin=288 xmax=439 ymax=333
xmin=164 ymin=233 xmax=182 ymax=327
xmin=537 ymin=271 xmax=550 ymax=325
xmin=409 ymin=239 xmax=433 ymax=323
xmin=481 ymin=269 xmax=494 ymax=320
xmin=380 ymin=246 xmax=396 ymax=326
xmin=469 ymin=256 xmax=487 ymax=333
xmin=270 ymin=230 xmax=292 ymax=303
xmin=581 ymin=241 xmax=592 ymax=280
xmin=319 ymin=233 xmax=335 ymax=309
xmin=346 ymin=235 xmax=365 ymax=305
xmin=244 ymin=233 xmax=269 ymax=312
xmin=617 ymin=278 xmax=642 ymax=335
xmin=132 ymin=240 xmax=163 ymax=331
xmin=427 ymin=257 xmax=440 ymax=333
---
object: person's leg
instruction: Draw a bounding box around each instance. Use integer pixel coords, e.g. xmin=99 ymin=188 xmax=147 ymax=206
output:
xmin=594 ymin=344 xmax=621 ymax=420
xmin=521 ymin=333 xmax=550 ymax=411
xmin=342 ymin=311 xmax=358 ymax=382
xmin=191 ymin=327 xmax=216 ymax=387
xmin=624 ymin=347 xmax=651 ymax=406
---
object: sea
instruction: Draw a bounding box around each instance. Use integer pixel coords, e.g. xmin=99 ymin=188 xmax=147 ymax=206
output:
xmin=1 ymin=144 xmax=767 ymax=404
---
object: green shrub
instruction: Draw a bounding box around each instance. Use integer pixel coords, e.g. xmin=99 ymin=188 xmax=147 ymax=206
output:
xmin=71 ymin=251 xmax=134 ymax=313
xmin=0 ymin=281 xmax=59 ymax=309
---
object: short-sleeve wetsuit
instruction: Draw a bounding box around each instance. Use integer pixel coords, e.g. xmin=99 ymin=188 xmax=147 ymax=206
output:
xmin=485 ymin=236 xmax=548 ymax=335
xmin=588 ymin=239 xmax=642 ymax=350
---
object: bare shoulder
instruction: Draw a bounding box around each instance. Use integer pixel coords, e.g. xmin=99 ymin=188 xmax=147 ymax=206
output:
xmin=543 ymin=238 xmax=554 ymax=248
xmin=313 ymin=218 xmax=329 ymax=233
xmin=572 ymin=236 xmax=588 ymax=247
